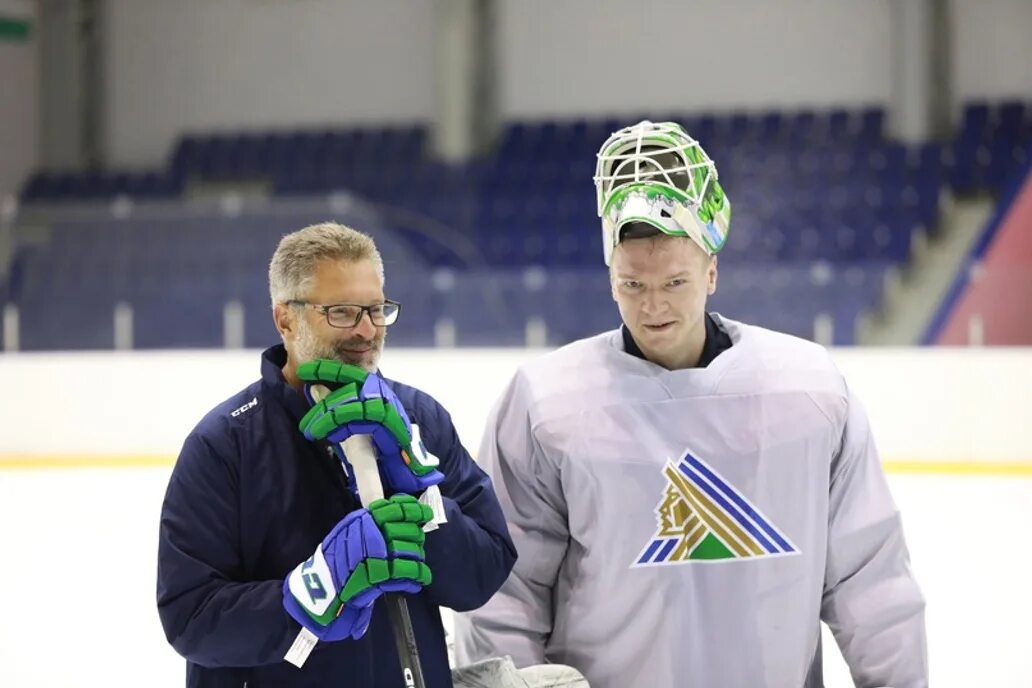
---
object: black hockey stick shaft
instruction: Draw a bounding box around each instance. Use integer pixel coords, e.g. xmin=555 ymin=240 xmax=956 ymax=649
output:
xmin=385 ymin=592 xmax=426 ymax=688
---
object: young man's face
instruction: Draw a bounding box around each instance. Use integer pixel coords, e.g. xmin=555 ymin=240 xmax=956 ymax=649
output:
xmin=283 ymin=257 xmax=386 ymax=372
xmin=610 ymin=233 xmax=717 ymax=370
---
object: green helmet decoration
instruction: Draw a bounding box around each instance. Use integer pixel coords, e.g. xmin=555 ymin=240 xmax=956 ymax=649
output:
xmin=594 ymin=120 xmax=731 ymax=265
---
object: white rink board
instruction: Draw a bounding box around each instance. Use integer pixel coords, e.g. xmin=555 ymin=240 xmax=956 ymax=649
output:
xmin=1 ymin=346 xmax=1031 ymax=462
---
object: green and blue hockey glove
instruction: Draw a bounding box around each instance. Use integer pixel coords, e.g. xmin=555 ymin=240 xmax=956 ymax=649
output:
xmin=297 ymin=360 xmax=444 ymax=495
xmin=282 ymin=494 xmax=433 ymax=641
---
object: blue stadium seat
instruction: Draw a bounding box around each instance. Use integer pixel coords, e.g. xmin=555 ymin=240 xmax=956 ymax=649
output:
xmin=13 ymin=256 xmax=120 ymax=349
xmin=528 ymin=270 xmax=616 ymax=344
xmin=383 ymin=271 xmax=444 ymax=347
xmin=757 ymin=111 xmax=783 ymax=140
xmin=858 ymin=108 xmax=885 ymax=141
xmin=828 ymin=109 xmax=850 ymax=139
xmin=11 ymin=106 xmax=973 ymax=344
xmin=131 ymin=284 xmax=225 ymax=349
xmin=440 ymin=271 xmax=526 ymax=346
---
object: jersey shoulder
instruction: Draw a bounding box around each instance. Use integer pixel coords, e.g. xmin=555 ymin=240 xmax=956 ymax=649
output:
xmin=505 ymin=330 xmax=631 ymax=422
xmin=518 ymin=329 xmax=623 ymax=387
xmin=719 ymin=317 xmax=848 ymax=406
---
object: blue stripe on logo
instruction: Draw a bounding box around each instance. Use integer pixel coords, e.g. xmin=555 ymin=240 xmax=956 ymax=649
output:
xmin=637 ymin=539 xmax=663 ymax=565
xmin=680 ymin=457 xmax=794 ymax=554
xmin=655 ymin=538 xmax=677 ymax=563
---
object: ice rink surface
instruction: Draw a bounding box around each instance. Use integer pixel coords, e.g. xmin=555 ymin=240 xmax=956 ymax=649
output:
xmin=1 ymin=467 xmax=1028 ymax=687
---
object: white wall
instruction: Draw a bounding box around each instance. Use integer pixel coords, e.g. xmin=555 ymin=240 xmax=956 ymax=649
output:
xmin=501 ymin=0 xmax=1032 ymax=120
xmin=499 ymin=0 xmax=895 ymax=119
xmin=104 ymin=0 xmax=437 ymax=167
xmin=100 ymin=0 xmax=1032 ymax=167
xmin=0 ymin=0 xmax=35 ymax=197
xmin=952 ymin=0 xmax=1032 ymax=111
xmin=1 ymin=347 xmax=1030 ymax=463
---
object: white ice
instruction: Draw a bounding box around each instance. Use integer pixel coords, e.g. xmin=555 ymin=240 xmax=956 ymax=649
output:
xmin=0 ymin=469 xmax=1028 ymax=687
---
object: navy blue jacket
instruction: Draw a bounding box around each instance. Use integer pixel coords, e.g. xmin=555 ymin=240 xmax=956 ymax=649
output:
xmin=157 ymin=345 xmax=517 ymax=687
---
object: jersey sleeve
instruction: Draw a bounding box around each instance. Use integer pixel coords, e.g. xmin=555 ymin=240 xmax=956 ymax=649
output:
xmin=454 ymin=369 xmax=570 ymax=668
xmin=157 ymin=429 xmax=299 ymax=667
xmin=821 ymin=388 xmax=929 ymax=687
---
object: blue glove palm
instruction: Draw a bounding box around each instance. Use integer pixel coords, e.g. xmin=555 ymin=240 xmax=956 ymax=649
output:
xmin=297 ymin=360 xmax=444 ymax=495
xmin=283 ymin=495 xmax=433 ymax=641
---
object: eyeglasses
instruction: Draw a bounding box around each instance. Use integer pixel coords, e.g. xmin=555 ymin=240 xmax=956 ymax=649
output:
xmin=288 ymin=299 xmax=401 ymax=328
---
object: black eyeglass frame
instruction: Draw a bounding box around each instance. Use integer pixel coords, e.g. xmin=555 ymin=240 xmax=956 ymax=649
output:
xmin=287 ymin=299 xmax=401 ymax=328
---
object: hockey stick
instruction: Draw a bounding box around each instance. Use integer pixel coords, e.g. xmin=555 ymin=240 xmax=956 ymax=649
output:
xmin=312 ymin=383 xmax=426 ymax=688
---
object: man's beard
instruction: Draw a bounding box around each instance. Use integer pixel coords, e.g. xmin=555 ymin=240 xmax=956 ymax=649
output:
xmin=292 ymin=317 xmax=384 ymax=373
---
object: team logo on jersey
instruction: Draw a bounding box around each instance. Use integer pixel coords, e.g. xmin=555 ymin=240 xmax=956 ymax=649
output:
xmin=633 ymin=451 xmax=798 ymax=566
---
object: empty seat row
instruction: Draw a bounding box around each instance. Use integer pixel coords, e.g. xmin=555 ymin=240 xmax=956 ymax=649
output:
xmin=1 ymin=263 xmax=887 ymax=350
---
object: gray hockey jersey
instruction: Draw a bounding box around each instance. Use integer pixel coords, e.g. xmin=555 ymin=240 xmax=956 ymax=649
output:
xmin=456 ymin=317 xmax=927 ymax=688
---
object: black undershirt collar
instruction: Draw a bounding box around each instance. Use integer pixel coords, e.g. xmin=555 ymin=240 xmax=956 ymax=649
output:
xmin=621 ymin=313 xmax=732 ymax=368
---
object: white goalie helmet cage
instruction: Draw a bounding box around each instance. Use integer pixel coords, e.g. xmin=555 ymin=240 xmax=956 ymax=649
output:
xmin=593 ymin=120 xmax=731 ymax=265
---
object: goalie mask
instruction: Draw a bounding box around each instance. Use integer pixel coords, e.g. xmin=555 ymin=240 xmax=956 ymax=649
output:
xmin=594 ymin=120 xmax=731 ymax=265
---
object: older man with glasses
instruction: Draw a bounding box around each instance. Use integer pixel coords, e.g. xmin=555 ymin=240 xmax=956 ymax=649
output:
xmin=157 ymin=222 xmax=517 ymax=688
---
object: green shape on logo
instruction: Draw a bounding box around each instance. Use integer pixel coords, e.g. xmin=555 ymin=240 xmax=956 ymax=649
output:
xmin=690 ymin=532 xmax=735 ymax=560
